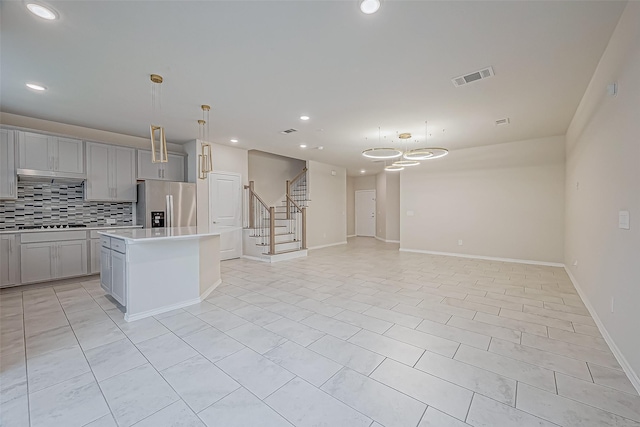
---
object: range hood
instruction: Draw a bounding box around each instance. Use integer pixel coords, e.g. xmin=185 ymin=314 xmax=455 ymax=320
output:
xmin=17 ymin=169 xmax=86 ymax=183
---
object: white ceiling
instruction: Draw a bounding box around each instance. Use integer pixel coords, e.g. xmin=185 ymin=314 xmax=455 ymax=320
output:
xmin=1 ymin=0 xmax=626 ymax=175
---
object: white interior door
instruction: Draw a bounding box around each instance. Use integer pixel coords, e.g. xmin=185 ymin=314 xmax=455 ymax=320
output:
xmin=209 ymin=172 xmax=242 ymax=260
xmin=355 ymin=190 xmax=376 ymax=237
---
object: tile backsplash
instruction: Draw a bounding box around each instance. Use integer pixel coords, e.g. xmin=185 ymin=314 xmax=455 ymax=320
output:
xmin=0 ymin=182 xmax=133 ymax=230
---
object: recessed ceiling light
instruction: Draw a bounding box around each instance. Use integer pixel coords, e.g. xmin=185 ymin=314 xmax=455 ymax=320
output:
xmin=26 ymin=83 xmax=46 ymax=91
xmin=317 ymin=146 xmax=324 ymax=150
xmin=360 ymin=0 xmax=380 ymax=15
xmin=230 ymin=139 xmax=238 ymax=143
xmin=360 ymin=170 xmax=366 ymax=174
xmin=26 ymin=3 xmax=58 ymax=20
xmin=300 ymin=115 xmax=310 ymax=121
xmin=299 ymin=144 xmax=307 ymax=148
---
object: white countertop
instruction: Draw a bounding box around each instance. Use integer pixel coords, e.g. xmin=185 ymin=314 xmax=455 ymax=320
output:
xmin=0 ymin=225 xmax=142 ymax=235
xmin=98 ymin=226 xmax=241 ymax=243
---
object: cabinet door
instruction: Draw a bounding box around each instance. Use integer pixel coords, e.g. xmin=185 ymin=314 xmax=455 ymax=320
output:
xmin=90 ymin=239 xmax=101 ymax=274
xmin=0 ymin=235 xmax=19 ymax=287
xmin=113 ymin=146 xmax=136 ymax=201
xmin=18 ymin=132 xmax=53 ymax=171
xmin=55 ymin=137 xmax=84 ymax=174
xmin=56 ymin=240 xmax=88 ymax=279
xmin=86 ymin=142 xmax=111 ymax=200
xmin=110 ymin=251 xmax=126 ymax=306
xmin=0 ymin=129 xmax=17 ymax=199
xmin=164 ymin=154 xmax=185 ymax=181
xmin=137 ymin=150 xmax=162 ymax=180
xmin=100 ymin=247 xmax=111 ymax=293
xmin=21 ymin=242 xmax=55 ymax=284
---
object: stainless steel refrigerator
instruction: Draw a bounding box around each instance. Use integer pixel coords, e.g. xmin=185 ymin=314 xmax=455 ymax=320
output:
xmin=136 ymin=180 xmax=197 ymax=228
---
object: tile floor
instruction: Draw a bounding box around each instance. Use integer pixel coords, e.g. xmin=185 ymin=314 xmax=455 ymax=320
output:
xmin=1 ymin=237 xmax=639 ymax=427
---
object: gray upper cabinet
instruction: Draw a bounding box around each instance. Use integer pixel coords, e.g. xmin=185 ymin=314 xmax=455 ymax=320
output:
xmin=0 ymin=129 xmax=17 ymax=200
xmin=137 ymin=149 xmax=185 ymax=181
xmin=86 ymin=142 xmax=136 ymax=202
xmin=17 ymin=131 xmax=85 ymax=178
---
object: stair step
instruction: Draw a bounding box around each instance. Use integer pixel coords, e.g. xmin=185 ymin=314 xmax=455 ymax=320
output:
xmin=272 ymin=248 xmax=306 ymax=255
xmin=257 ymin=239 xmax=300 ymax=246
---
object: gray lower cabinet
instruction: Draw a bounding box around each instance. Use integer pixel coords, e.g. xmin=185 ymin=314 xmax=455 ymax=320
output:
xmin=99 ymin=236 xmax=126 ymax=306
xmin=20 ymin=242 xmax=55 ymax=284
xmin=90 ymin=239 xmax=101 ymax=274
xmin=110 ymin=251 xmax=126 ymax=305
xmin=0 ymin=235 xmax=19 ymax=287
xmin=100 ymin=246 xmax=112 ymax=294
xmin=20 ymin=240 xmax=87 ymax=284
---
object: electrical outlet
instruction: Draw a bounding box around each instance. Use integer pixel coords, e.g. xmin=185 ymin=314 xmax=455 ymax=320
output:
xmin=458 ymin=239 xmax=463 ymax=246
xmin=106 ymin=218 xmax=116 ymax=225
xmin=572 ymin=259 xmax=578 ymax=266
xmin=323 ymin=232 xmax=326 ymax=238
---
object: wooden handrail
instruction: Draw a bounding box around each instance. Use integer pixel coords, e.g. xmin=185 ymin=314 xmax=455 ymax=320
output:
xmin=290 ymin=167 xmax=308 ymax=186
xmin=244 ymin=182 xmax=269 ymax=211
xmin=285 ymin=194 xmax=303 ymax=211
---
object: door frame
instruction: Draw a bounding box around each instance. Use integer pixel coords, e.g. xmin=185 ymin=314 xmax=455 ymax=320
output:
xmin=208 ymin=171 xmax=243 ymax=259
xmin=355 ymin=189 xmax=376 ymax=237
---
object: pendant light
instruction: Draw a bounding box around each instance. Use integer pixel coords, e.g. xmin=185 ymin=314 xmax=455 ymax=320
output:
xmin=362 ymin=127 xmax=403 ymax=159
xmin=403 ymin=121 xmax=448 ymax=160
xmin=392 ymin=132 xmax=420 ymax=167
xmin=198 ymin=105 xmax=213 ymax=180
xmin=149 ymin=74 xmax=168 ymax=163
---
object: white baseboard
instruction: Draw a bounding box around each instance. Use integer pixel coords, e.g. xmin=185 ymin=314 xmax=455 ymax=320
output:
xmin=375 ymin=236 xmax=400 ymax=243
xmin=398 ymin=248 xmax=564 ymax=267
xmin=308 ymin=241 xmax=348 ymax=250
xmin=564 ymin=267 xmax=640 ymax=395
xmin=241 ymin=254 xmax=268 ymax=262
xmin=347 ymin=234 xmax=356 ymax=238
xmin=125 ymin=279 xmax=222 ymax=322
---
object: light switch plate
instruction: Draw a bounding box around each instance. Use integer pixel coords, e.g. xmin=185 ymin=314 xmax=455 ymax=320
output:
xmin=619 ymin=211 xmax=630 ymax=230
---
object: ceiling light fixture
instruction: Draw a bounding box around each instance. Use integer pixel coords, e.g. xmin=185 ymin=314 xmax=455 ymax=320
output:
xmin=360 ymin=0 xmax=381 ymax=15
xmin=300 ymin=144 xmax=307 ymax=148
xmin=362 ymin=127 xmax=403 ymax=159
xmin=26 ymin=2 xmax=58 ymax=20
xmin=25 ymin=82 xmax=46 ymax=91
xmin=149 ymin=74 xmax=168 ymax=163
xmin=300 ymin=115 xmax=310 ymax=121
xmin=360 ymin=170 xmax=366 ymax=174
xmin=402 ymin=121 xmax=449 ymax=161
xmin=230 ymin=139 xmax=238 ymax=143
xmin=385 ymin=164 xmax=404 ymax=172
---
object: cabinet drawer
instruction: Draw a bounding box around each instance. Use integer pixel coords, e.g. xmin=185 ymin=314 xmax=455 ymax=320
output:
xmin=100 ymin=236 xmax=111 ymax=248
xmin=111 ymin=239 xmax=126 ymax=254
xmin=21 ymin=230 xmax=87 ymax=243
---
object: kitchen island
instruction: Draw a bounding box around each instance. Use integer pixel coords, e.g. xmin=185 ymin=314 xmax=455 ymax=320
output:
xmin=98 ymin=226 xmax=233 ymax=322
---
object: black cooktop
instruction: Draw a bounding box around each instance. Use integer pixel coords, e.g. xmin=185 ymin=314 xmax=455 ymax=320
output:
xmin=18 ymin=224 xmax=88 ymax=230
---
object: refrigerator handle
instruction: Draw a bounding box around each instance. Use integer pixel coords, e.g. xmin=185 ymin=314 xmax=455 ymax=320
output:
xmin=165 ymin=195 xmax=171 ymax=228
xmin=169 ymin=195 xmax=175 ymax=228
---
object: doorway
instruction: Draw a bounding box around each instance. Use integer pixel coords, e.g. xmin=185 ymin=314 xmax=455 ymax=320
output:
xmin=209 ymin=172 xmax=242 ymax=260
xmin=355 ymin=190 xmax=376 ymax=237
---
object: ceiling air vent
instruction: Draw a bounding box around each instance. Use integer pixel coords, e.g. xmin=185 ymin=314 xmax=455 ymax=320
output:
xmin=495 ymin=118 xmax=510 ymax=126
xmin=452 ymin=66 xmax=494 ymax=87
xmin=280 ymin=128 xmax=298 ymax=134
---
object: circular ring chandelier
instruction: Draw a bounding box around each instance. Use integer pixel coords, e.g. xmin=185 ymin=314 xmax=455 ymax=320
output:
xmin=361 ymin=122 xmax=449 ymax=170
xmin=361 ymin=148 xmax=403 ymax=159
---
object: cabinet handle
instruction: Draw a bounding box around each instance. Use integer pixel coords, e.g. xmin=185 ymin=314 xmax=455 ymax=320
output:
xmin=114 ymin=188 xmax=117 ymax=198
xmin=162 ymin=169 xmax=165 ymax=178
xmin=158 ymin=169 xmax=161 ymax=178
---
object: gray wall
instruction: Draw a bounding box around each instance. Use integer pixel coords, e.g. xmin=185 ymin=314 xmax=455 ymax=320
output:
xmin=564 ymin=1 xmax=640 ymax=388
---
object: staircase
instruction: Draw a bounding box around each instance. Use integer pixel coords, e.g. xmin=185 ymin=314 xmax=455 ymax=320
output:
xmin=243 ymin=168 xmax=309 ymax=262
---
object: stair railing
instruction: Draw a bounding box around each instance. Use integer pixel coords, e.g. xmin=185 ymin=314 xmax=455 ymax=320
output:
xmin=244 ymin=181 xmax=275 ymax=254
xmin=286 ymin=167 xmax=308 ymax=220
xmin=285 ymin=194 xmax=307 ymax=250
